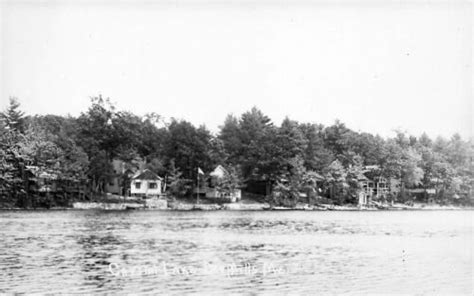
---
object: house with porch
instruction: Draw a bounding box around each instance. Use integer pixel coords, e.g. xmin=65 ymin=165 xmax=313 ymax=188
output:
xmin=130 ymin=169 xmax=163 ymax=198
xmin=358 ymin=166 xmax=401 ymax=204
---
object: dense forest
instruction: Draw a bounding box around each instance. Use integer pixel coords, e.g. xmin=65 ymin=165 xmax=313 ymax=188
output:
xmin=0 ymin=96 xmax=473 ymax=208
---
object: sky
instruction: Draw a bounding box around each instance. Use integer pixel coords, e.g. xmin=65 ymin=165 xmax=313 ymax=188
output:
xmin=0 ymin=0 xmax=472 ymax=139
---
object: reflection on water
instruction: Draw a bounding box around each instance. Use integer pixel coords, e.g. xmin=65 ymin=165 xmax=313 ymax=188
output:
xmin=0 ymin=210 xmax=472 ymax=294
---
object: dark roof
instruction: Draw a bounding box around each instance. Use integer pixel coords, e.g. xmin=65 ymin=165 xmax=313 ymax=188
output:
xmin=132 ymin=169 xmax=162 ymax=180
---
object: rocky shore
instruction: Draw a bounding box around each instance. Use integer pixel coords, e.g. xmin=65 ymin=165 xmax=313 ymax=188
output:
xmin=68 ymin=200 xmax=473 ymax=211
xmin=1 ymin=198 xmax=471 ymax=211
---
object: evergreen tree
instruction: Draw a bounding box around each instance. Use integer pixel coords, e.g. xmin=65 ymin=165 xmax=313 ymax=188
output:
xmin=1 ymin=97 xmax=26 ymax=133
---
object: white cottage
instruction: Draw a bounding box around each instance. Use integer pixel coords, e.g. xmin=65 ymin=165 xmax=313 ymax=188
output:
xmin=210 ymin=165 xmax=227 ymax=179
xmin=205 ymin=165 xmax=241 ymax=202
xmin=130 ymin=169 xmax=162 ymax=198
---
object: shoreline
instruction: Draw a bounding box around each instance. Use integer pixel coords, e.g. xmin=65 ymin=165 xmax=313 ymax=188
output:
xmin=0 ymin=202 xmax=472 ymax=211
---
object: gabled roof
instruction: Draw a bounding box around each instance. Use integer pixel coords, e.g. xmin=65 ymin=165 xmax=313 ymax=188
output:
xmin=308 ymin=171 xmax=324 ymax=181
xmin=358 ymin=173 xmax=369 ymax=181
xmin=132 ymin=169 xmax=162 ymax=180
xmin=210 ymin=165 xmax=228 ymax=178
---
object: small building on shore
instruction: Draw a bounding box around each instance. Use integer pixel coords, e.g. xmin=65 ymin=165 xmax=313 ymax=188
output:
xmin=204 ymin=165 xmax=241 ymax=202
xmin=130 ymin=169 xmax=163 ymax=198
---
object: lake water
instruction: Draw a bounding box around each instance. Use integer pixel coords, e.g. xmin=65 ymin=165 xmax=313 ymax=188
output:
xmin=0 ymin=210 xmax=472 ymax=294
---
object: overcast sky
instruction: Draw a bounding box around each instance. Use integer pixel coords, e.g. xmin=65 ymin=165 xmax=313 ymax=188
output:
xmin=1 ymin=0 xmax=472 ymax=139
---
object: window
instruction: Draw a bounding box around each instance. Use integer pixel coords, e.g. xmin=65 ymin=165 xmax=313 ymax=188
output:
xmin=135 ymin=182 xmax=141 ymax=189
xmin=149 ymin=182 xmax=157 ymax=189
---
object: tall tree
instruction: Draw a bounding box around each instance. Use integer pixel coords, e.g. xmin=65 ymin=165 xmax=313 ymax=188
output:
xmin=323 ymin=120 xmax=354 ymax=157
xmin=323 ymin=159 xmax=348 ymax=203
xmin=1 ymin=97 xmax=26 ymax=133
xmin=0 ymin=130 xmax=26 ymax=204
xmin=163 ymin=119 xmax=213 ymax=180
xmin=299 ymin=123 xmax=334 ymax=172
xmin=277 ymin=118 xmax=308 ymax=160
xmin=234 ymin=107 xmax=278 ymax=181
xmin=76 ymin=95 xmax=117 ymax=158
xmin=218 ymin=114 xmax=242 ymax=164
xmin=75 ymin=96 xmax=117 ymax=194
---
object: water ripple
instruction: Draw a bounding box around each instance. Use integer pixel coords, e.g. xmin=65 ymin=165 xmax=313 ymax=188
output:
xmin=0 ymin=210 xmax=472 ymax=294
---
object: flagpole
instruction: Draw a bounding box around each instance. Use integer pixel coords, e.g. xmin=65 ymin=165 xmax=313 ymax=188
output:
xmin=196 ymin=168 xmax=200 ymax=204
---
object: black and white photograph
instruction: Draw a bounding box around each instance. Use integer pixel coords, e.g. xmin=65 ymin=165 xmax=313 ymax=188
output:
xmin=0 ymin=0 xmax=472 ymax=294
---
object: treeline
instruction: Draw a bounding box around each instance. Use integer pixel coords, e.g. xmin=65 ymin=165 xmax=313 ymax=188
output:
xmin=0 ymin=96 xmax=473 ymax=206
